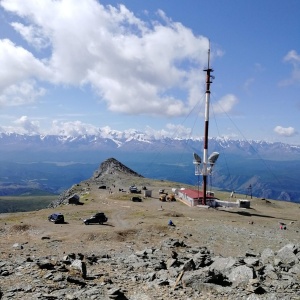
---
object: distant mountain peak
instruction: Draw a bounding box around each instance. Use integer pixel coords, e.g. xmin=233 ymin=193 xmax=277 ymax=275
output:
xmin=0 ymin=132 xmax=299 ymax=161
xmin=93 ymin=157 xmax=143 ymax=179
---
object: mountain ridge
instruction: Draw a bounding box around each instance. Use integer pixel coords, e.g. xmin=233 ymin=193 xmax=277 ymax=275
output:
xmin=0 ymin=132 xmax=299 ymax=159
xmin=0 ymin=132 xmax=300 ymax=203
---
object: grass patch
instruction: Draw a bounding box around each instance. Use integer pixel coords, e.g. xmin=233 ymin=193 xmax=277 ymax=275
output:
xmin=0 ymin=195 xmax=57 ymax=213
xmin=0 ymin=214 xmax=24 ymax=223
xmin=108 ymin=193 xmax=137 ymax=201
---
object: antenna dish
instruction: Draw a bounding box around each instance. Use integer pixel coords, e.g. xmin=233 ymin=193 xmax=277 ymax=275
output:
xmin=208 ymin=152 xmax=219 ymax=165
xmin=193 ymin=152 xmax=201 ymax=164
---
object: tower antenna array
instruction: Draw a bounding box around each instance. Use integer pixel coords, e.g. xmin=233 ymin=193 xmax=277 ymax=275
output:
xmin=202 ymin=47 xmax=214 ymax=205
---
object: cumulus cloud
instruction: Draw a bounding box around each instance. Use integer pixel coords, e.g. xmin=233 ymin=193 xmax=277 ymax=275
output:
xmin=274 ymin=126 xmax=297 ymax=137
xmin=11 ymin=22 xmax=50 ymax=49
xmin=219 ymin=133 xmax=239 ymax=140
xmin=279 ymin=50 xmax=300 ymax=86
xmin=0 ymin=0 xmax=217 ymax=116
xmin=48 ymin=120 xmax=100 ymax=136
xmin=13 ymin=116 xmax=40 ymax=134
xmin=0 ymin=39 xmax=50 ymax=91
xmin=145 ymin=123 xmax=192 ymax=139
xmin=0 ymin=80 xmax=46 ymax=107
xmin=31 ymin=120 xmax=194 ymax=139
xmin=212 ymin=94 xmax=238 ymax=114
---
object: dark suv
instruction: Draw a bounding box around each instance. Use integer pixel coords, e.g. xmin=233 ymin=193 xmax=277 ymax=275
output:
xmin=83 ymin=212 xmax=108 ymax=225
xmin=48 ymin=213 xmax=65 ymax=224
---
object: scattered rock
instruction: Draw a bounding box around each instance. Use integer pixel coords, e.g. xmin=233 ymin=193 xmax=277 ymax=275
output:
xmin=1 ymin=241 xmax=299 ymax=299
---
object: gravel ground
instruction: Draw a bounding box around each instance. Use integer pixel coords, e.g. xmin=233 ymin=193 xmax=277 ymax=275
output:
xmin=0 ymin=170 xmax=300 ymax=299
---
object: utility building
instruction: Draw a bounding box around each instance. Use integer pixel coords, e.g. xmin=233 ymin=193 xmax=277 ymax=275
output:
xmin=177 ymin=189 xmax=217 ymax=207
xmin=177 ymin=188 xmax=251 ymax=209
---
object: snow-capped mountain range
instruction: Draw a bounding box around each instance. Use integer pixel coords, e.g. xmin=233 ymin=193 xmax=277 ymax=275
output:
xmin=0 ymin=131 xmax=300 ymax=203
xmin=0 ymin=131 xmax=299 ymax=160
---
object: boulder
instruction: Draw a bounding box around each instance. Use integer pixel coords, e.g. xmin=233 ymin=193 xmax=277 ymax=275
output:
xmin=182 ymin=268 xmax=231 ymax=291
xmin=228 ymin=265 xmax=254 ymax=285
xmin=209 ymin=256 xmax=236 ymax=272
xmin=275 ymin=244 xmax=299 ymax=267
xmin=260 ymin=248 xmax=274 ymax=264
xmin=70 ymin=259 xmax=87 ymax=278
xmin=182 ymin=258 xmax=195 ymax=271
xmin=36 ymin=259 xmax=55 ymax=270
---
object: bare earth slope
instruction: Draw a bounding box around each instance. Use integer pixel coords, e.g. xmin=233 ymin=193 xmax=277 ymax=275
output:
xmin=0 ymin=158 xmax=299 ymax=299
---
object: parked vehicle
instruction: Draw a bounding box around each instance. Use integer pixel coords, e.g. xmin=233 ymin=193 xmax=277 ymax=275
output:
xmin=131 ymin=196 xmax=142 ymax=202
xmin=129 ymin=185 xmax=141 ymax=194
xmin=48 ymin=213 xmax=65 ymax=224
xmin=159 ymin=194 xmax=167 ymax=201
xmin=83 ymin=212 xmax=108 ymax=225
xmin=166 ymin=194 xmax=176 ymax=202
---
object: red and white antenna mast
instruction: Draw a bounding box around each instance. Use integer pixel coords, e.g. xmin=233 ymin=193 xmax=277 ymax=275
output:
xmin=202 ymin=46 xmax=214 ymax=205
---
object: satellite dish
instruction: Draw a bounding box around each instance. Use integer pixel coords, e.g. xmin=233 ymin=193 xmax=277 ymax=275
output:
xmin=193 ymin=152 xmax=201 ymax=164
xmin=208 ymin=152 xmax=219 ymax=165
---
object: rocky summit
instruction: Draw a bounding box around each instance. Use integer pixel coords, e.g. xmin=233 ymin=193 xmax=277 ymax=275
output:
xmin=93 ymin=158 xmax=143 ymax=179
xmin=1 ymin=158 xmax=300 ymax=299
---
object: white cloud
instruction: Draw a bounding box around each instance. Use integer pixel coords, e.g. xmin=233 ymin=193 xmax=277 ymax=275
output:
xmin=212 ymin=94 xmax=238 ymax=114
xmin=0 ymin=80 xmax=46 ymax=107
xmin=0 ymin=39 xmax=50 ymax=92
xmin=13 ymin=116 xmax=40 ymax=134
xmin=0 ymin=0 xmax=216 ymax=116
xmin=11 ymin=22 xmax=50 ymax=50
xmin=165 ymin=123 xmax=192 ymax=138
xmin=145 ymin=123 xmax=192 ymax=139
xmin=48 ymin=120 xmax=100 ymax=136
xmin=219 ymin=133 xmax=239 ymax=140
xmin=243 ymin=78 xmax=255 ymax=91
xmin=284 ymin=50 xmax=300 ymax=63
xmin=274 ymin=126 xmax=297 ymax=137
xmin=0 ymin=116 xmax=195 ymax=139
xmin=279 ymin=50 xmax=300 ymax=86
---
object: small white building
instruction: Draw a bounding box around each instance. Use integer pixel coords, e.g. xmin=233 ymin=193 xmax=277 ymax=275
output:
xmin=177 ymin=188 xmax=250 ymax=209
xmin=177 ymin=189 xmax=217 ymax=207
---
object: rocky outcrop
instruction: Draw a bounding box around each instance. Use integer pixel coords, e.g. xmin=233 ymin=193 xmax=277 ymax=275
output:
xmin=93 ymin=157 xmax=143 ymax=179
xmin=1 ymin=238 xmax=299 ymax=299
xmin=48 ymin=158 xmax=143 ymax=208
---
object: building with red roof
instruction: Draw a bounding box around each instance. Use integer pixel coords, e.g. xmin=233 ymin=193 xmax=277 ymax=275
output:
xmin=177 ymin=188 xmax=217 ymax=207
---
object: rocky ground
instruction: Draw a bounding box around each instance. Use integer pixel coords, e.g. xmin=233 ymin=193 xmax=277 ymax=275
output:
xmin=0 ymin=158 xmax=300 ymax=299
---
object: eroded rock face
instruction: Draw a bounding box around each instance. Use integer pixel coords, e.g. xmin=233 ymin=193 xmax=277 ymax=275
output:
xmin=93 ymin=158 xmax=143 ymax=179
xmin=1 ymin=238 xmax=299 ymax=299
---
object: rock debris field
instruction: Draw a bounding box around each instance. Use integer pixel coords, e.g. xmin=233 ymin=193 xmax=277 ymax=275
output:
xmin=0 ymin=159 xmax=300 ymax=300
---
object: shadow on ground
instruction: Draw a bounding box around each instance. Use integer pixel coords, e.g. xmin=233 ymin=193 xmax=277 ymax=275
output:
xmin=220 ymin=209 xmax=297 ymax=222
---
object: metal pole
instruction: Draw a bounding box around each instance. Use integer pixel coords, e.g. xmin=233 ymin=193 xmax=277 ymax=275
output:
xmin=202 ymin=48 xmax=213 ymax=205
xmin=197 ymin=174 xmax=200 ymax=203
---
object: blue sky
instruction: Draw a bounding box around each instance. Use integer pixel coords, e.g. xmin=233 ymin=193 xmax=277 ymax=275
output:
xmin=0 ymin=0 xmax=299 ymax=145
